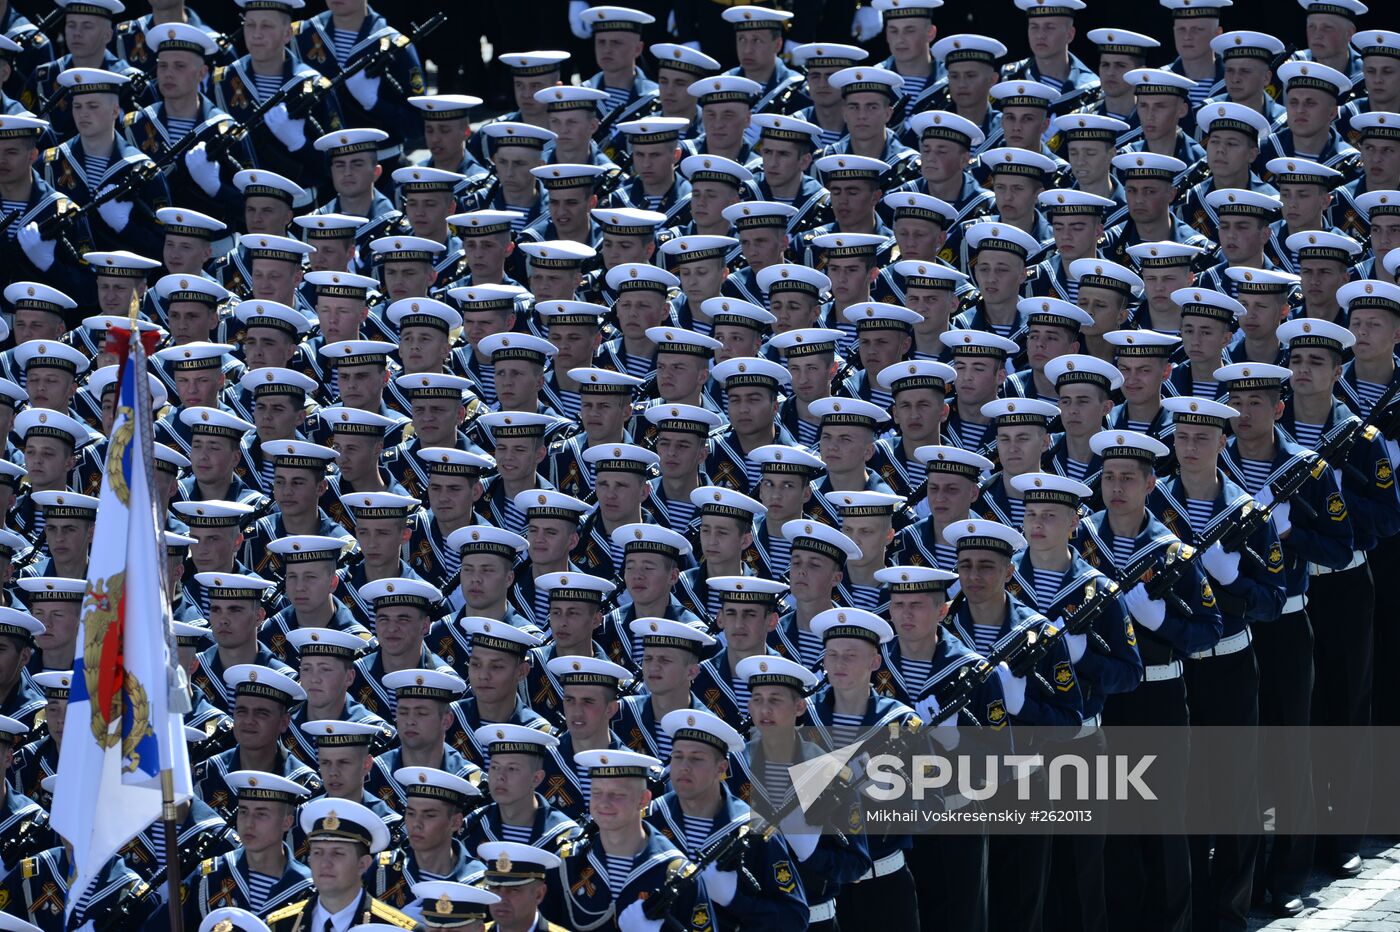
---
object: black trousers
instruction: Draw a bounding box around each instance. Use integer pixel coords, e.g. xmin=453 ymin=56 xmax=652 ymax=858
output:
xmin=836 ymin=862 xmax=920 ymax=931
xmin=1185 ymin=643 xmax=1261 ymax=932
xmin=909 ymin=829 xmax=988 ymax=932
xmin=1104 ymin=677 xmax=1193 ymax=932
xmin=1308 ymin=561 xmax=1375 ymax=866
xmin=1044 ymin=727 xmax=1108 ymax=932
xmin=988 ymin=833 xmax=1050 ymax=932
xmin=1371 ymin=535 xmax=1400 ymax=730
xmin=1253 ymin=609 xmax=1315 ymax=902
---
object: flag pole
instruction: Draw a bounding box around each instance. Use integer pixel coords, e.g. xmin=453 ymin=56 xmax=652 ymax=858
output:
xmin=161 ymin=768 xmax=185 ymax=932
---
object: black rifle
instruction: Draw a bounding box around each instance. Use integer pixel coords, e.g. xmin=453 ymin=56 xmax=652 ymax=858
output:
xmin=13 ymin=7 xmax=63 ymax=50
xmin=641 ymin=822 xmax=775 ymax=926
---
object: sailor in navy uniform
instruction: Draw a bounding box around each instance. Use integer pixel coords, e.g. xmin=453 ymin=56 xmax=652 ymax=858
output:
xmin=337 ymin=578 xmax=445 ymax=722
xmin=554 ymin=750 xmax=716 ymax=932
xmin=185 ymin=568 xmax=288 ymax=713
xmin=256 ymin=535 xmax=366 ymax=665
xmin=523 ymin=572 xmax=616 ymax=724
xmin=1262 ymin=160 xmax=1350 ymax=274
xmin=505 ymin=493 xmax=592 ymax=631
xmin=0 ymin=712 xmax=53 ymax=872
xmin=172 ymin=407 xmax=270 ymax=513
xmin=595 ymin=523 xmax=701 ymax=670
xmin=533 ymin=87 xmax=616 ymax=170
xmin=6 ymin=840 xmax=157 ymax=932
xmin=366 ymin=767 xmax=486 ymax=907
xmin=1118 ymin=68 xmax=1206 ymax=170
xmin=151 ymin=341 xmax=241 ymax=457
xmin=675 ymin=487 xmax=765 ymax=623
xmin=951 ymin=223 xmax=1042 ymax=365
xmin=937 ymin=330 xmax=1016 ymax=462
xmin=976 ymin=405 xmax=1058 ymax=531
xmin=0 ymin=281 xmax=77 ymax=389
xmin=225 ymin=371 xmax=319 ymax=495
xmin=1103 ymin=330 xmax=1180 ymax=469
xmin=10 ymin=672 xmax=68 ymax=803
xmin=1162 ymin=288 xmax=1244 ymax=400
xmin=239 ymin=443 xmax=350 ymax=589
xmin=536 ymin=656 xmax=631 ymax=820
xmin=195 ymin=663 xmax=320 ymax=819
xmin=289 ymin=719 xmax=406 ymax=859
xmin=741 ymin=121 xmax=827 ymax=242
xmin=8 ymin=409 xmax=95 ymax=555
xmin=608 ymin=118 xmax=694 ymax=221
xmin=996 ymin=0 xmax=1099 ymax=113
xmin=1025 ymin=189 xmax=1118 ymax=303
xmin=0 ymin=116 xmax=95 ymax=299
xmin=462 ymin=724 xmax=580 ymax=853
xmin=179 ymin=771 xmax=312 ymax=927
xmin=430 ymin=522 xmax=533 ymax=643
xmin=1258 ymin=62 xmax=1360 ymax=180
xmin=0 ymin=609 xmax=44 ymax=735
xmin=680 ymin=76 xmax=763 ymax=171
xmin=1040 ymin=353 xmax=1121 ymax=493
xmin=401 ymin=448 xmax=491 ymax=596
xmin=690 ymin=577 xmax=785 ymax=727
xmin=470 ymin=843 xmax=568 ymax=932
xmin=568 ymin=443 xmax=663 ymax=583
xmin=1179 ymin=103 xmax=1277 ymax=241
xmin=42 ymin=67 xmax=170 ymax=256
xmin=696 ymin=357 xmax=784 ymax=496
xmin=614 ymin=618 xmax=713 ymax=762
xmin=441 ymin=618 xmax=551 ymax=771
xmin=1100 ymin=153 xmax=1212 ymax=267
xmin=634 ymin=403 xmax=717 ymax=534
xmin=262 ymin=797 xmax=420 ymax=931
xmin=870 ymin=360 xmax=956 ymax=506
xmin=282 ymin=627 xmax=393 ymax=769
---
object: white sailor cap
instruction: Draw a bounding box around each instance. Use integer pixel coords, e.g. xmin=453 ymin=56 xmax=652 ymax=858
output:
xmin=343 ymin=492 xmax=420 ymax=522
xmin=657 ymin=234 xmax=738 ymax=265
xmin=641 ymin=401 xmax=726 ymax=435
xmin=1298 ymin=0 xmax=1366 ymax=17
xmin=319 ymin=340 xmax=397 ymax=369
xmin=473 ymin=722 xmax=560 ymax=755
xmin=755 ymin=263 xmax=830 ymax=295
xmin=1277 ymin=60 xmax=1349 ymax=97
xmin=393 ymin=766 xmax=482 ymax=806
xmin=823 ymin=489 xmax=906 ymax=517
xmin=1171 ymin=287 xmax=1247 ymax=322
xmin=750 ymin=113 xmax=823 ymax=149
xmin=979 ymin=146 xmax=1058 ymax=180
xmin=0 ymin=113 xmax=46 ymax=140
xmin=1068 ymin=257 xmax=1144 ymax=297
xmin=650 ymin=43 xmax=722 ymax=75
xmin=811 ymin=607 xmax=894 ymax=644
xmin=532 ymin=85 xmax=608 ymax=112
xmin=4 ymin=281 xmax=75 ymax=313
xmin=445 ymin=524 xmax=527 ymax=562
xmin=283 ymin=627 xmax=367 ymax=659
xmin=243 ymin=234 xmax=315 ymax=264
xmin=16 ymin=576 xmax=88 ymax=605
xmin=1124 ymin=67 xmax=1197 ymax=97
xmin=266 ymin=535 xmax=348 ymax=565
xmin=1018 ymin=297 xmax=1096 ymax=330
xmin=908 ymin=109 xmax=986 ymax=148
xmin=478 ymin=333 xmax=557 ymax=367
xmin=1036 ymin=189 xmax=1118 ymax=218
xmin=477 ymin=411 xmax=561 ymax=441
xmin=1103 ymin=329 xmax=1182 ymax=356
xmin=914 ymin=444 xmax=995 ymax=479
xmin=1285 ymin=229 xmax=1363 ymax=262
xmin=939 ymin=327 xmax=1021 ymax=358
xmin=394 ymin=372 xmax=475 ymax=403
xmin=661 ymin=708 xmax=745 ymax=754
xmin=604 ymin=261 xmax=678 ymax=292
xmin=384 ymin=297 xmax=462 ymax=334
xmin=701 ymin=297 xmax=777 ymax=330
xmin=883 ymin=191 xmax=957 ymax=227
xmin=447 ymin=209 xmax=525 ymax=236
xmin=690 ymin=485 xmax=767 ymax=519
xmin=530 ymin=162 xmax=607 ymax=191
xmin=749 ymin=443 xmax=825 ymax=474
xmin=1089 ymin=428 xmax=1173 ymax=461
xmin=840 ymin=301 xmax=922 ymax=332
xmin=767 ymin=327 xmax=847 ymax=359
xmin=546 ymin=655 xmax=634 ymax=690
xmin=28 ymin=491 xmax=97 ymax=522
xmin=300 ymin=719 xmax=382 ymax=749
xmin=258 ymin=440 xmax=340 ymax=472
xmin=0 ymin=526 xmax=29 ymax=556
xmin=57 ymin=0 xmax=124 ymax=14
xmin=231 ymin=169 xmax=305 ymax=206
xmin=567 ymin=366 xmax=645 ymax=396
xmin=1125 ymin=240 xmax=1205 ymax=268
xmin=736 ymin=654 xmax=820 ymax=690
xmin=1211 ymin=30 xmax=1286 ymax=60
xmin=629 ymin=616 xmax=718 ymax=654
xmin=1353 ymin=30 xmax=1400 ymax=59
xmin=1212 ymin=362 xmax=1293 ymax=392
xmin=890 ymin=260 xmax=968 ymax=291
xmin=369 ymin=236 xmax=446 ymax=263
xmin=0 ymin=607 xmax=42 ymax=642
xmin=1008 ymin=472 xmax=1094 ymax=505
xmin=407 ymin=94 xmax=482 ymax=120
xmin=962 ymin=221 xmax=1040 ymax=260
xmin=55 ymin=67 xmax=128 ymax=93
xmin=1159 ymin=0 xmax=1232 ymax=16
xmin=153 ymin=442 xmax=190 ymax=470
xmin=313 ymin=127 xmax=390 ymax=156
xmin=1204 ymin=188 xmax=1283 ymax=219
xmin=152 ymin=273 xmax=229 ymax=306
xmin=358 ymin=577 xmax=444 ymax=612
xmin=680 ymin=153 xmax=754 ymax=185
xmin=932 ymin=33 xmax=1007 ymax=65
xmin=1196 ymin=102 xmax=1272 ymax=142
xmin=983 ymin=399 xmax=1063 ymax=431
xmin=447 ymin=284 xmax=529 ymax=312
xmin=83 ymin=250 xmax=162 ymax=280
xmin=1111 ymin=151 xmax=1188 ymax=180
xmin=1280 ymin=317 xmax=1357 ymax=354
xmin=808 ymin=396 xmax=891 ymax=428
xmin=299 ymin=796 xmax=390 ymax=853
xmin=710 ymin=356 xmax=789 ymax=389
xmin=1268 ymin=157 xmax=1345 ymax=188
xmin=225 ymin=663 xmax=305 ymax=704
xmin=1161 ymin=396 xmax=1241 ymax=430
xmin=1045 ymin=353 xmax=1125 ymax=392
xmin=145 ymin=21 xmax=217 ymax=56
xmin=233 ymin=299 xmax=310 ymax=337
xmin=519 ymin=239 xmax=597 ymax=267
xmin=1087 ymin=27 xmax=1160 ymax=52
xmin=155 ymin=207 xmax=226 ymax=239
xmin=686 ymin=75 xmax=762 ymax=107
xmin=875 ymin=565 xmax=961 ymax=595
xmin=496 ymin=50 xmax=570 ymax=76
xmin=318 ymin=405 xmax=398 ymax=436
xmin=382 ymin=667 xmax=470 ymax=698
xmin=515 ymin=489 xmax=592 ymax=520
xmin=721 ymin=5 xmax=793 ymax=27
xmin=989 ymin=78 xmax=1058 ymax=107
xmin=608 ymin=522 xmax=692 ymax=559
xmin=1356 ymin=190 xmax=1400 ymax=218
xmin=780 ymin=518 xmax=862 ymax=561
xmin=12 ymin=339 xmax=87 ymax=374
xmin=477 ymin=842 xmax=565 ymax=888
xmin=480 ymin=121 xmax=558 ymax=149
xmin=829 ymin=66 xmax=905 ymax=100
xmin=591 ymin=207 xmax=668 ymax=235
xmin=392 ymin=166 xmax=467 ymax=194
xmin=812 ymin=236 xmax=887 ymax=267
xmin=416 ymin=446 xmax=496 ymax=476
xmin=1223 ymin=266 xmax=1300 ymax=293
xmin=536 ymin=571 xmax=616 ymax=603
xmin=943 ymin=518 xmax=1028 ymax=554
xmin=875 ymin=359 xmax=957 ymax=394
xmin=790 ymin=41 xmax=869 ymax=68
xmin=813 ymin=153 xmax=890 ymax=182
xmin=615 ymin=117 xmax=691 ymax=145
xmin=174 ymin=500 xmax=256 ymax=528
xmin=573 ymin=748 xmax=663 ymax=777
xmin=14 ymin=408 xmax=88 ymax=446
xmin=199 ymin=909 xmax=271 ymax=932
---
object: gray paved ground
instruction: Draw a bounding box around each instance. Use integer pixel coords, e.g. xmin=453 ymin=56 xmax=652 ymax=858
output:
xmin=1252 ymin=840 xmax=1400 ymax=930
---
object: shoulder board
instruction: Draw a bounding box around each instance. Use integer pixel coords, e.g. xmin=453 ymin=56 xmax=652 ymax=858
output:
xmin=368 ymin=899 xmax=418 ymax=928
xmin=200 ymin=858 xmax=215 ymax=875
xmin=378 ymin=849 xmax=395 ymax=866
xmin=123 ymin=112 xmax=138 ymax=127
xmin=43 ymin=148 xmax=58 ymax=164
xmin=266 ymin=899 xmax=309 ymax=922
xmin=213 ymin=66 xmax=226 ymax=82
xmin=21 ymin=856 xmax=37 ymax=878
xmin=292 ymin=19 xmax=307 ymax=34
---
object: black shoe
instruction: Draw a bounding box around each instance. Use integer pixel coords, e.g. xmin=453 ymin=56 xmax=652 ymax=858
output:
xmin=1271 ymin=896 xmax=1305 ymax=917
xmin=1335 ymin=855 xmax=1363 ymax=877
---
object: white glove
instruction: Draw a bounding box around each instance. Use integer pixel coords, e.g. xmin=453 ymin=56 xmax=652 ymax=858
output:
xmin=184 ymin=142 xmax=222 ymax=196
xmin=1122 ymin=583 xmax=1166 ymax=631
xmin=666 ymin=8 xmax=677 ymax=35
xmin=18 ymin=222 xmax=54 ymax=271
xmin=994 ymin=661 xmax=1026 ymax=716
xmin=1254 ymin=486 xmax=1275 ymax=509
xmin=779 ymin=810 xmax=820 ymax=861
xmin=346 ymin=70 xmax=380 ymax=110
xmin=1065 ymin=631 xmax=1087 ymax=664
xmin=1271 ymin=501 xmax=1292 ymax=537
xmin=569 ymin=0 xmax=592 ymax=38
xmin=914 ymin=693 xmax=940 ymax=725
xmin=1201 ymin=541 xmax=1240 ymax=586
xmin=618 ymin=900 xmax=663 ymax=932
xmin=700 ymin=863 xmax=738 ymax=907
xmin=917 ymin=693 xmax=961 ymax=749
xmin=846 ymin=752 xmax=871 ymax=783
xmin=851 ymin=6 xmax=882 ymax=40
xmin=264 ymin=103 xmax=306 ymax=150
xmin=95 ymin=184 xmax=132 ymax=231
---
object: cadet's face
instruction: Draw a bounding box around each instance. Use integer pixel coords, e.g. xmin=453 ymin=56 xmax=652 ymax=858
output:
xmin=669 ymin=742 xmax=726 ymax=797
xmin=236 ymin=800 xmax=293 ymax=853
xmin=253 ymin=393 xmax=306 ymax=440
xmin=1100 ymin=460 xmax=1155 ymax=516
xmin=468 ymin=648 xmax=526 ymax=702
xmin=818 ymin=425 xmax=874 ymax=472
xmin=889 ymin=591 xmax=943 ymax=641
xmin=828 ymin=179 xmax=880 ymax=229
xmin=1056 ymin=385 xmax=1110 ymax=437
xmin=842 ymin=91 xmax=892 ymax=142
xmin=250 ymin=260 xmax=301 ymax=303
xmin=156 ymin=50 xmax=207 ymax=98
xmin=21 ymin=436 xmax=74 ymax=488
xmin=1172 ymin=15 xmax=1219 ymax=59
xmin=991 ymin=174 xmax=1041 ymax=219
xmin=713 ymin=324 xmax=760 ymax=363
xmin=589 ymin=776 xmax=649 ymax=831
xmin=33 ymin=601 xmax=80 ymax=651
xmin=546 ymin=324 xmax=599 ymax=371
xmin=69 ymin=93 xmax=119 ymax=137
xmin=487 ymin=752 xmax=542 ymax=805
xmin=1097 ymin=53 xmax=1138 ymax=97
xmin=689 ymin=180 xmax=739 ymax=228
xmin=526 ymin=518 xmax=576 ymax=565
xmin=41 ymin=518 xmax=91 ymax=570
xmin=973 ymin=253 xmax=1024 ymax=303
xmin=427 ymin=474 xmax=477 ymax=524
xmin=382 ymin=261 xmax=435 ymax=301
xmin=458 ymin=555 xmax=513 ymax=609
xmin=769 ymin=293 xmax=820 ymax=331
xmin=946 ymin=61 xmax=998 ymax=110
xmin=595 ymin=471 xmax=645 ymax=521
xmin=654 ymin=430 xmax=706 ymax=479
xmin=676 ymin=257 xmax=726 ymax=303
xmin=189 ymin=434 xmax=239 ymax=485
xmin=717 ymin=602 xmax=775 ymax=651
xmin=0 ymin=137 xmax=35 ymax=186
xmin=334 ymin=363 xmax=387 ymax=407
xmin=562 ymin=685 xmax=616 ymax=737
xmin=784 ymin=354 xmax=835 ymax=401
xmin=173 ymin=367 xmax=223 ymax=408
xmin=642 ymin=645 xmax=698 ymax=694
xmin=955 ymin=551 xmax=1011 ymax=602
xmin=926 ymin=473 xmax=979 ymax=523
xmin=283 ymin=559 xmax=336 ymax=613
xmin=244 ymin=196 xmax=293 ymax=235
xmin=403 ymin=191 xmax=454 ymax=234
xmin=725 ymin=386 xmax=776 ymax=434
xmin=1306 ymin=12 xmax=1354 ymax=60
xmin=920 ymin=138 xmax=969 ymax=185
xmin=1022 ymin=501 xmax=1076 ymax=548
xmin=547 ymin=601 xmax=600 ymax=649
xmin=405 ymin=797 xmax=462 ymax=852
xmin=698 ymin=514 xmax=749 ymax=565
xmin=166 ymin=301 xmax=218 ymax=345
xmin=952 ymin=356 xmax=1003 ymax=405
xmin=297 ymin=655 xmax=353 ymax=708
xmin=395 ymin=697 xmax=449 ymax=749
xmin=701 ymin=101 xmax=749 ymax=149
xmin=842 ymin=515 xmax=892 ymax=564
xmin=622 ymin=552 xmax=676 ymax=605
xmin=190 ymin=526 xmax=242 ymax=570
xmin=1075 ymin=286 xmax=1127 ymax=336
xmin=613 ymin=292 xmax=667 ymax=340
xmin=857 ymin=329 xmax=910 ymax=372
xmin=1285 ymin=88 xmax=1336 ymax=138
xmin=787 ymin=548 xmax=841 ymax=601
xmin=1172 ymin=423 xmax=1225 ymax=472
xmin=748 ymin=684 xmax=801 ymax=729
xmin=330 ymin=435 xmax=383 ymax=482
xmin=232 ymin=695 xmax=288 ymax=750
xmin=273 ymin=468 xmax=323 ymax=517
xmin=757 ymin=472 xmax=810 ymax=521
xmin=1050 ymin=212 xmax=1102 ymax=258
xmin=1125 ymin=179 xmax=1174 ymax=223
xmin=317 ymin=745 xmax=370 ymax=798
xmin=492 ymin=360 xmax=544 ymax=410
xmin=1136 ymin=93 xmax=1187 ymax=140
xmin=307 ymin=841 xmax=372 ymax=897
xmin=893 ymin=217 xmax=944 ymax=262
xmin=209 ymin=598 xmax=261 ymax=647
xmin=23 ymin=367 xmax=75 ymax=411
xmin=95 ymin=276 xmax=139 ymax=314
xmin=998 ymin=106 xmax=1048 ymax=150
xmin=656 ymin=67 xmax=695 ymax=112
xmin=13 ymin=310 xmax=64 ymax=345
xmin=600 ymin=233 xmax=653 ymax=269
xmin=65 ymin=13 xmax=112 ymax=58
xmin=1116 ymin=356 xmax=1170 ymax=405
xmin=331 ymin=152 xmax=377 ymax=196
xmin=822 ymin=637 xmax=880 ymax=689
xmin=463 ymin=232 xmax=512 ymax=276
